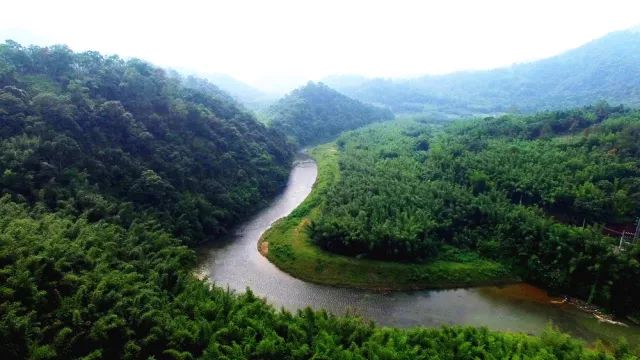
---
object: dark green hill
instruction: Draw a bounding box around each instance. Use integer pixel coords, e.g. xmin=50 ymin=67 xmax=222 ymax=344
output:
xmin=268 ymin=82 xmax=394 ymax=145
xmin=0 ymin=40 xmax=294 ymax=245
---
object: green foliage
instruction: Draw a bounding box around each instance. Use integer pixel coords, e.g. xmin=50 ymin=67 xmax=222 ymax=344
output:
xmin=0 ymin=40 xmax=294 ymax=245
xmin=262 ymin=144 xmax=515 ymax=290
xmin=0 ymin=199 xmax=629 ymax=359
xmin=310 ymin=107 xmax=640 ymax=315
xmin=0 ymin=40 xmax=635 ymax=359
xmin=311 ymin=120 xmax=468 ymax=259
xmin=269 ymin=82 xmax=394 ymax=146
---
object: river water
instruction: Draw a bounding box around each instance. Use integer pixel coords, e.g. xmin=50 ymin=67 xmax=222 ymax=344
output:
xmin=197 ymin=155 xmax=639 ymax=345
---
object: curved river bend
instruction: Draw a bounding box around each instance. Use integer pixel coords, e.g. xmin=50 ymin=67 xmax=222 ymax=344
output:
xmin=197 ymin=155 xmax=639 ymax=344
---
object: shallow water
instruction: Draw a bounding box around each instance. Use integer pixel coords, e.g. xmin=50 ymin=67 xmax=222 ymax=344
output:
xmin=197 ymin=154 xmax=640 ymax=345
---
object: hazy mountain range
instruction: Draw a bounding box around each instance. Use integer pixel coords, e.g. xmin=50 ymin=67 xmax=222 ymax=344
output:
xmin=177 ymin=26 xmax=640 ymax=118
xmin=321 ymin=27 xmax=640 ymax=116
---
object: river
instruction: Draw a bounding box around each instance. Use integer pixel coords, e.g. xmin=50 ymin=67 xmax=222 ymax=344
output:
xmin=197 ymin=154 xmax=639 ymax=345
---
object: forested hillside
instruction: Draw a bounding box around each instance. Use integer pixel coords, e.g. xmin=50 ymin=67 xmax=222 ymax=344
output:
xmin=0 ymin=40 xmax=293 ymax=245
xmin=2 ymin=41 xmax=633 ymax=359
xmin=310 ymin=104 xmax=640 ymax=315
xmin=268 ymin=82 xmax=394 ymax=145
xmin=329 ymin=28 xmax=640 ymax=114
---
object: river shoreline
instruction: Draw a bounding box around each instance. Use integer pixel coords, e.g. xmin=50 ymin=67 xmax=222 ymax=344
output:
xmin=260 ymin=144 xmax=518 ymax=290
xmin=196 ymin=148 xmax=640 ymax=346
xmin=261 ymin=147 xmax=633 ymax=329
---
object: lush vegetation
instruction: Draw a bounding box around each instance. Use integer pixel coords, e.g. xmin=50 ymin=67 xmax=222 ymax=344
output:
xmin=308 ymin=105 xmax=640 ymax=316
xmin=268 ymin=82 xmax=394 ymax=145
xmin=261 ymin=144 xmax=515 ymax=290
xmin=2 ymin=200 xmax=632 ymax=359
xmin=0 ymin=40 xmax=293 ymax=246
xmin=328 ymin=28 xmax=640 ymax=115
xmin=1 ymin=40 xmax=637 ymax=358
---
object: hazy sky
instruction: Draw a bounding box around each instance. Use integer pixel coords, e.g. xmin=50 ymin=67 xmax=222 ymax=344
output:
xmin=2 ymin=0 xmax=639 ymax=93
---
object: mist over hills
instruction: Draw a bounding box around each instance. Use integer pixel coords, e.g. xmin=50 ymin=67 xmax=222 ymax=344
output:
xmin=2 ymin=15 xmax=640 ymax=358
xmin=170 ymin=71 xmax=278 ymax=111
xmin=199 ymin=73 xmax=279 ymax=109
xmin=202 ymin=73 xmax=266 ymax=101
xmin=324 ymin=27 xmax=640 ymax=116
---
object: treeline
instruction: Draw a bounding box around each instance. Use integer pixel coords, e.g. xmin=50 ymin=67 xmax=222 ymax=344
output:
xmin=310 ymin=104 xmax=640 ymax=315
xmin=0 ymin=40 xmax=293 ymax=245
xmin=268 ymin=82 xmax=394 ymax=146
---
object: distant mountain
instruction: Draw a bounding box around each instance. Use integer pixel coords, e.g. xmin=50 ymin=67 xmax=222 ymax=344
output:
xmin=202 ymin=74 xmax=263 ymax=100
xmin=332 ymin=27 xmax=640 ymax=114
xmin=268 ymin=82 xmax=394 ymax=145
xmin=176 ymin=69 xmax=278 ymax=111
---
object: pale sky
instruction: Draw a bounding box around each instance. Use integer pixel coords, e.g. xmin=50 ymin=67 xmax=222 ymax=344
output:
xmin=2 ymin=0 xmax=639 ymax=93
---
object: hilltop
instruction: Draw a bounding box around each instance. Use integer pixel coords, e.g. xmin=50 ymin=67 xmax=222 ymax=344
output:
xmin=268 ymin=82 xmax=394 ymax=145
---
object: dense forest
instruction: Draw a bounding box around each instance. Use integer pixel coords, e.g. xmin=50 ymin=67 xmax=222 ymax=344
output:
xmin=267 ymin=82 xmax=394 ymax=145
xmin=0 ymin=40 xmax=293 ymax=245
xmin=310 ymin=104 xmax=640 ymax=316
xmin=1 ymin=41 xmax=638 ymax=359
xmin=327 ymin=28 xmax=640 ymax=115
xmin=3 ymin=199 xmax=632 ymax=359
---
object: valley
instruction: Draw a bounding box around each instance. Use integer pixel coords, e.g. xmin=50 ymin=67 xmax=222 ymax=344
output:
xmin=2 ymin=21 xmax=640 ymax=358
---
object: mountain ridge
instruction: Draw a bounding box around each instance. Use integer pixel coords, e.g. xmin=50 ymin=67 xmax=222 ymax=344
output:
xmin=326 ymin=27 xmax=640 ymax=115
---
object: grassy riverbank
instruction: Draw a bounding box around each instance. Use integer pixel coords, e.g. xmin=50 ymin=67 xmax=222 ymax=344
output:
xmin=259 ymin=143 xmax=518 ymax=290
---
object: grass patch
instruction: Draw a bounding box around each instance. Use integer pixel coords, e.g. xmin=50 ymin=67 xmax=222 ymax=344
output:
xmin=259 ymin=143 xmax=519 ymax=290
